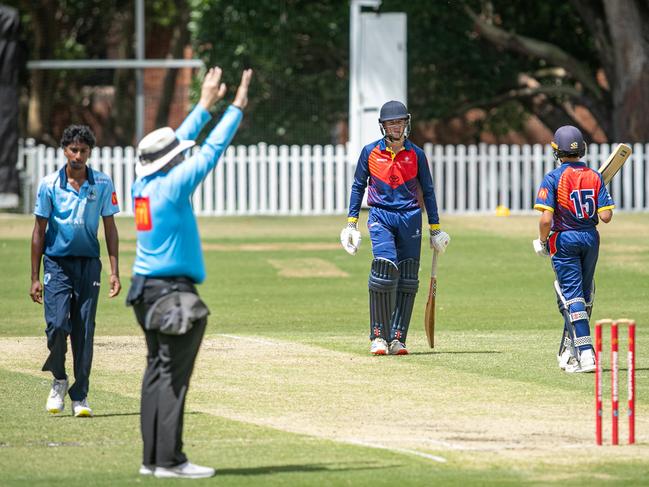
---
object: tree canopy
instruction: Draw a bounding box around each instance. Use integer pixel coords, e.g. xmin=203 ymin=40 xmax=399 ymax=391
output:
xmin=8 ymin=0 xmax=649 ymax=145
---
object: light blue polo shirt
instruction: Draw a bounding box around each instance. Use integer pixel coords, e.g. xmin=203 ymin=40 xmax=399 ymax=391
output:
xmin=131 ymin=104 xmax=242 ymax=283
xmin=34 ymin=166 xmax=120 ymax=258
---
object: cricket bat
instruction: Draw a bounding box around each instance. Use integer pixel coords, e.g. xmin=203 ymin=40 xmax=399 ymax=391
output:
xmin=424 ymin=249 xmax=438 ymax=348
xmin=598 ymin=143 xmax=632 ymax=185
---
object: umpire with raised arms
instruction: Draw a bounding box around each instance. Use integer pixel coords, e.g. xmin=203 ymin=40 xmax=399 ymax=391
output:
xmin=126 ymin=66 xmax=252 ymax=479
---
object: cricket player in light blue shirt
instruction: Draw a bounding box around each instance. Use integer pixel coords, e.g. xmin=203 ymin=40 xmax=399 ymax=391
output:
xmin=126 ymin=67 xmax=252 ymax=479
xmin=30 ymin=125 xmax=121 ymax=418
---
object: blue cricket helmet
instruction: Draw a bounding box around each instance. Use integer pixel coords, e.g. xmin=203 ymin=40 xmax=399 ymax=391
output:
xmin=551 ymin=125 xmax=586 ymax=158
xmin=378 ymin=100 xmax=411 ymax=139
xmin=379 ymin=100 xmax=409 ymax=122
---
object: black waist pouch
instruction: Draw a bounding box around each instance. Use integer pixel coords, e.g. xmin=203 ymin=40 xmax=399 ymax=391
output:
xmin=127 ymin=275 xmax=210 ymax=335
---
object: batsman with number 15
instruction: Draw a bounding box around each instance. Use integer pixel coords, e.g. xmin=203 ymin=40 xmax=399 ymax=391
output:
xmin=533 ymin=125 xmax=615 ymax=374
xmin=340 ymin=101 xmax=450 ymax=356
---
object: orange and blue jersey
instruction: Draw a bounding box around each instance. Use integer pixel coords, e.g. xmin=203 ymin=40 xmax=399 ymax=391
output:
xmin=534 ymin=162 xmax=614 ymax=232
xmin=348 ymin=138 xmax=439 ymax=225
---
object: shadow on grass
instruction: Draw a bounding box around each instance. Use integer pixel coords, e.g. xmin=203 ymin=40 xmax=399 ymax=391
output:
xmin=408 ymin=350 xmax=503 ymax=356
xmin=215 ymin=462 xmax=398 ymax=476
xmin=52 ymin=411 xmax=203 ymax=419
xmin=600 ymin=367 xmax=649 ymax=373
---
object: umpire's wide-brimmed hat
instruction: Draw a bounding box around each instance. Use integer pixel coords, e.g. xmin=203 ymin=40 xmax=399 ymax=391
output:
xmin=136 ymin=127 xmax=195 ymax=178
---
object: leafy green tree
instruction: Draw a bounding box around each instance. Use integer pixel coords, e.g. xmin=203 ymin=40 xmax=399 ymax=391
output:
xmin=191 ymin=0 xmax=349 ymax=145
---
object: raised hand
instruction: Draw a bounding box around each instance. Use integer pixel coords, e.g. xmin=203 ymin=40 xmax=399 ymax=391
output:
xmin=232 ymin=69 xmax=253 ymax=109
xmin=199 ymin=67 xmax=227 ymax=110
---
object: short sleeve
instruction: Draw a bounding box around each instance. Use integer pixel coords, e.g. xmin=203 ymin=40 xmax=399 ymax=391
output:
xmin=101 ymin=178 xmax=120 ymax=216
xmin=597 ymin=175 xmax=615 ymax=212
xmin=33 ymin=179 xmax=52 ymax=218
xmin=534 ymin=175 xmax=555 ymax=212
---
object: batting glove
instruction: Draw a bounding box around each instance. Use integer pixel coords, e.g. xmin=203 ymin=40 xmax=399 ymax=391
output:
xmin=429 ymin=228 xmax=450 ymax=253
xmin=340 ymin=219 xmax=362 ymax=255
xmin=532 ymin=238 xmax=549 ymax=257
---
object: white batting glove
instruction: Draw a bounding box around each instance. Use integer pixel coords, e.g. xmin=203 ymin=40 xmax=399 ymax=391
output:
xmin=532 ymin=238 xmax=549 ymax=257
xmin=429 ymin=229 xmax=450 ymax=253
xmin=340 ymin=221 xmax=362 ymax=255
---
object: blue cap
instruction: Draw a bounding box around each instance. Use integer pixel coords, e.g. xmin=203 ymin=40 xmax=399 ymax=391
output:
xmin=551 ymin=125 xmax=585 ymax=155
xmin=379 ymin=101 xmax=409 ymax=122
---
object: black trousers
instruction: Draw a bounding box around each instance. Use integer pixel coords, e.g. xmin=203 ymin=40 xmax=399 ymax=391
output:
xmin=131 ymin=278 xmax=207 ymax=468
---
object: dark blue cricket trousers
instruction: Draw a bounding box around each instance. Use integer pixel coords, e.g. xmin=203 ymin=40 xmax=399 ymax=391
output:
xmin=41 ymin=255 xmax=101 ymax=401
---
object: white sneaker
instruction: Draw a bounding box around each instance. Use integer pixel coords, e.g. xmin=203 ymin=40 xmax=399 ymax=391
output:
xmin=388 ymin=340 xmax=409 ymax=355
xmin=565 ymin=349 xmax=596 ymax=374
xmin=46 ymin=378 xmax=68 ymax=414
xmin=154 ymin=462 xmax=216 ymax=479
xmin=557 ymin=348 xmax=572 ymax=370
xmin=139 ymin=465 xmax=154 ymax=475
xmin=72 ymin=398 xmax=93 ymax=417
xmin=370 ymin=338 xmax=389 ymax=355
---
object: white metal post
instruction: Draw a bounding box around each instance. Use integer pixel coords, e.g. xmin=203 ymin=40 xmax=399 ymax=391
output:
xmin=135 ymin=0 xmax=145 ymax=143
xmin=349 ymin=0 xmax=382 ymax=166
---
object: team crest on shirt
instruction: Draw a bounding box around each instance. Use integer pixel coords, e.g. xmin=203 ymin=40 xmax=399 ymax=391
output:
xmin=87 ymin=187 xmax=97 ymax=201
xmin=537 ymin=188 xmax=548 ymax=200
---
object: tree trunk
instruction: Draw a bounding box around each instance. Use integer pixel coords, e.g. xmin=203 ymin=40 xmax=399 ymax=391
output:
xmin=603 ymin=0 xmax=649 ymax=141
xmin=110 ymin=10 xmax=135 ymax=146
xmin=24 ymin=0 xmax=58 ymax=143
xmin=155 ymin=0 xmax=190 ymax=128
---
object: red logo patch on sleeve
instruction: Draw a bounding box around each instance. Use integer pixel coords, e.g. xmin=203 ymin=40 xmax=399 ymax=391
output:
xmin=134 ymin=197 xmax=152 ymax=231
xmin=111 ymin=192 xmax=118 ymax=206
xmin=537 ymin=188 xmax=548 ymax=200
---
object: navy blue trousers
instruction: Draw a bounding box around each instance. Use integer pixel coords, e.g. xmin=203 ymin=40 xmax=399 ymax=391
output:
xmin=550 ymin=230 xmax=599 ymax=351
xmin=368 ymin=206 xmax=423 ymax=264
xmin=41 ymin=255 xmax=101 ymax=401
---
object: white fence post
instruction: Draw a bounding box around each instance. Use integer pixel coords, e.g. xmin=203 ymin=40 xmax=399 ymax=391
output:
xmin=237 ymin=145 xmax=248 ymax=215
xmin=279 ymin=145 xmax=289 ymax=215
xmin=313 ymin=144 xmax=323 ymax=215
xmin=456 ymin=144 xmax=466 ymax=213
xmin=324 ymin=145 xmax=335 ymax=214
xmin=290 ymin=145 xmax=301 ymax=215
xmin=301 ymin=144 xmax=312 ymax=214
xmin=467 ymin=144 xmax=477 ymax=212
xmin=334 ymin=144 xmax=347 ymax=213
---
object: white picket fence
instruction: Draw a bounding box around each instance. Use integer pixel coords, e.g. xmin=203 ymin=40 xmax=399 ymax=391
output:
xmin=17 ymin=139 xmax=649 ymax=216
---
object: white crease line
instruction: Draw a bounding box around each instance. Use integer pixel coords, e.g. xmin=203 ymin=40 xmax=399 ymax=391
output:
xmin=345 ymin=439 xmax=447 ymax=463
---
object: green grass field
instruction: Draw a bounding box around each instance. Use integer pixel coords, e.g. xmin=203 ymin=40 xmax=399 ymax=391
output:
xmin=0 ymin=213 xmax=648 ymax=486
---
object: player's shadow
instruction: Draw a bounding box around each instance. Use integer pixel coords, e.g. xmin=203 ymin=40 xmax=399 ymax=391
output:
xmin=408 ymin=350 xmax=502 ymax=356
xmin=600 ymin=367 xmax=649 ymax=373
xmin=54 ymin=411 xmax=203 ymax=419
xmin=215 ymin=462 xmax=397 ymax=476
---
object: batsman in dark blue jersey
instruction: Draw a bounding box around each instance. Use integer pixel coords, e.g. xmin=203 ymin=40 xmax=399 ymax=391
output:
xmin=533 ymin=125 xmax=614 ymax=373
xmin=341 ymin=101 xmax=450 ymax=356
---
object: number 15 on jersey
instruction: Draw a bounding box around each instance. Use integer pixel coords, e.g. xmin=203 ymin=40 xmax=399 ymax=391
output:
xmin=570 ymin=189 xmax=595 ymax=218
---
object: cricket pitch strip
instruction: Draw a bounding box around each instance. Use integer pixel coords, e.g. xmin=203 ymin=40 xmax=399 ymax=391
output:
xmin=0 ymin=334 xmax=646 ymax=474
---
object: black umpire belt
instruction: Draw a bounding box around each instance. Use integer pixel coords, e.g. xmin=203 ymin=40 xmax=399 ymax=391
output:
xmin=127 ymin=275 xmax=210 ymax=335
